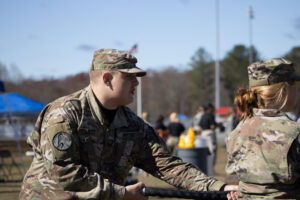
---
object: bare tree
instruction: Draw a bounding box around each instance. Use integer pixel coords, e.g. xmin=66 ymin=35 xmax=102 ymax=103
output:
xmin=0 ymin=62 xmax=9 ymax=81
xmin=140 ymin=67 xmax=189 ymax=122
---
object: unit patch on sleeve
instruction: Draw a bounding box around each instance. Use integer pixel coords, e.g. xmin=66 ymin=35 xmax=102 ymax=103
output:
xmin=52 ymin=132 xmax=72 ymax=151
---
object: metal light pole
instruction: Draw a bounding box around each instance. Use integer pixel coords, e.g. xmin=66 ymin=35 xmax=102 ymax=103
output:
xmin=126 ymin=44 xmax=142 ymax=117
xmin=137 ymin=77 xmax=142 ymax=117
xmin=215 ymin=0 xmax=220 ymax=109
xmin=249 ymin=6 xmax=254 ymax=64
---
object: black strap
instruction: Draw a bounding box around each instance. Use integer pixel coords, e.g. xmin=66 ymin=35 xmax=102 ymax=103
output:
xmin=141 ymin=187 xmax=229 ymax=200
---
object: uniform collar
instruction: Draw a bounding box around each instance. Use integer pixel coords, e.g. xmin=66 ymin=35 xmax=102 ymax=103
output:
xmin=86 ymin=85 xmax=128 ymax=129
xmin=253 ymin=108 xmax=286 ymax=117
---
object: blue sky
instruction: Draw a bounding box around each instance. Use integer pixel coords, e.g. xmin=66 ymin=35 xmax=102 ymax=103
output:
xmin=1 ymin=0 xmax=299 ymax=79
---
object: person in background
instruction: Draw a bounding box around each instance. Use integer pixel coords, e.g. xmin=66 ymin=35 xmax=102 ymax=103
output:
xmin=199 ymin=103 xmax=218 ymax=165
xmin=231 ymin=109 xmax=240 ymax=131
xmin=192 ymin=105 xmax=205 ymax=134
xmin=155 ymin=115 xmax=169 ymax=142
xmin=226 ymin=58 xmax=300 ymax=199
xmin=142 ymin=111 xmax=151 ymax=125
xmin=224 ymin=107 xmax=241 ymax=139
xmin=295 ymin=107 xmax=300 ymax=123
xmin=20 ymin=48 xmax=237 ymax=200
xmin=167 ymin=112 xmax=185 ymax=155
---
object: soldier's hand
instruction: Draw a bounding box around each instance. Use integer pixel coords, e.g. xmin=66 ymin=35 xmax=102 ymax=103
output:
xmin=123 ymin=182 xmax=148 ymax=200
xmin=224 ymin=185 xmax=238 ymax=200
xmin=224 ymin=184 xmax=238 ymax=191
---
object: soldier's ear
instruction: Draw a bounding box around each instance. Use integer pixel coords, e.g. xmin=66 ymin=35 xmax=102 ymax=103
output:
xmin=102 ymin=72 xmax=112 ymax=86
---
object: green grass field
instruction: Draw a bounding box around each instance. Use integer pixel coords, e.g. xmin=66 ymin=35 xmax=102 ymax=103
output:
xmin=0 ymin=140 xmax=237 ymax=199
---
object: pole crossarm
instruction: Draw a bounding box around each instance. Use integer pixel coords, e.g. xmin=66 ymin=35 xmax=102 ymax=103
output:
xmin=141 ymin=187 xmax=229 ymax=200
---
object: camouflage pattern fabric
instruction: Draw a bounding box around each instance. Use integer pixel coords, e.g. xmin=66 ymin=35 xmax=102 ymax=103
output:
xmin=248 ymin=58 xmax=300 ymax=87
xmin=20 ymin=85 xmax=225 ymax=200
xmin=226 ymin=108 xmax=300 ymax=199
xmin=91 ymin=48 xmax=146 ymax=76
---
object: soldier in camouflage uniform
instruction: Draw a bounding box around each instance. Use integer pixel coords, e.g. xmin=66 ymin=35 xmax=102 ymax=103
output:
xmin=226 ymin=58 xmax=300 ymax=199
xmin=20 ymin=49 xmax=237 ymax=200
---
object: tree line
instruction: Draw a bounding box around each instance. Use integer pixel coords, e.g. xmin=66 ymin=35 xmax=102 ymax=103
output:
xmin=1 ymin=44 xmax=300 ymax=122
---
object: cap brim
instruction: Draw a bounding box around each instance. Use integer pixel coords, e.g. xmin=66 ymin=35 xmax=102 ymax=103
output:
xmin=118 ymin=67 xmax=147 ymax=77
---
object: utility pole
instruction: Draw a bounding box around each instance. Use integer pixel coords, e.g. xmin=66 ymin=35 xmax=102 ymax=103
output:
xmin=129 ymin=44 xmax=142 ymax=117
xmin=137 ymin=77 xmax=142 ymax=117
xmin=249 ymin=6 xmax=254 ymax=64
xmin=215 ymin=0 xmax=220 ymax=109
xmin=126 ymin=44 xmax=142 ymax=117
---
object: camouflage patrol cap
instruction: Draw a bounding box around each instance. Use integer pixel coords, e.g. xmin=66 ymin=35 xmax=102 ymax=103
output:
xmin=248 ymin=58 xmax=300 ymax=87
xmin=90 ymin=48 xmax=146 ymax=77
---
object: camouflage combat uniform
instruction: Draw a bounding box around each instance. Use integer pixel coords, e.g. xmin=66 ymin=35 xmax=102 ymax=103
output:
xmin=226 ymin=108 xmax=300 ymax=199
xmin=20 ymin=86 xmax=225 ymax=200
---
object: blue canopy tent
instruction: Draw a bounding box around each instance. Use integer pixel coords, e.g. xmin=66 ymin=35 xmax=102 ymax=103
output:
xmin=0 ymin=92 xmax=46 ymax=174
xmin=0 ymin=92 xmax=45 ymax=117
xmin=177 ymin=113 xmax=189 ymax=121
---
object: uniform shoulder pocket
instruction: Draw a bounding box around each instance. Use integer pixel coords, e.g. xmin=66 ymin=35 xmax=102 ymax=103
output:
xmin=42 ymin=121 xmax=78 ymax=162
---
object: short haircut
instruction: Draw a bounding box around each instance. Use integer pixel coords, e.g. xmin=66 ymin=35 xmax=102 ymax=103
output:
xmin=89 ymin=70 xmax=116 ymax=84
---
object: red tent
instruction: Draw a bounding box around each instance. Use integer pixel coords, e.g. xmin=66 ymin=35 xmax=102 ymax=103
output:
xmin=216 ymin=106 xmax=241 ymax=115
xmin=216 ymin=107 xmax=231 ymax=115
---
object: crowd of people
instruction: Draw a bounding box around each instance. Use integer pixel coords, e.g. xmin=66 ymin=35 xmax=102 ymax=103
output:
xmin=143 ymin=104 xmax=240 ymax=167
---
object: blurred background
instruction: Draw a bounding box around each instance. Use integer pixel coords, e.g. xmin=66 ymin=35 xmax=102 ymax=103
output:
xmin=0 ymin=0 xmax=299 ymax=199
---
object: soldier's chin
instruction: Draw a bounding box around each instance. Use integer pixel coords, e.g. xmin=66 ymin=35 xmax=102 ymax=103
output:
xmin=128 ymin=98 xmax=134 ymax=105
xmin=122 ymin=98 xmax=134 ymax=106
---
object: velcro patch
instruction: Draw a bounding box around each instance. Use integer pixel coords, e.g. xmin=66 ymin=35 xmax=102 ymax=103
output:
xmin=52 ymin=132 xmax=72 ymax=151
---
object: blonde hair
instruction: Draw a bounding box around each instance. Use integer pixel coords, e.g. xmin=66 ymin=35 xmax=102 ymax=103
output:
xmin=234 ymin=82 xmax=292 ymax=120
xmin=170 ymin=112 xmax=179 ymax=122
xmin=142 ymin=112 xmax=148 ymax=121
